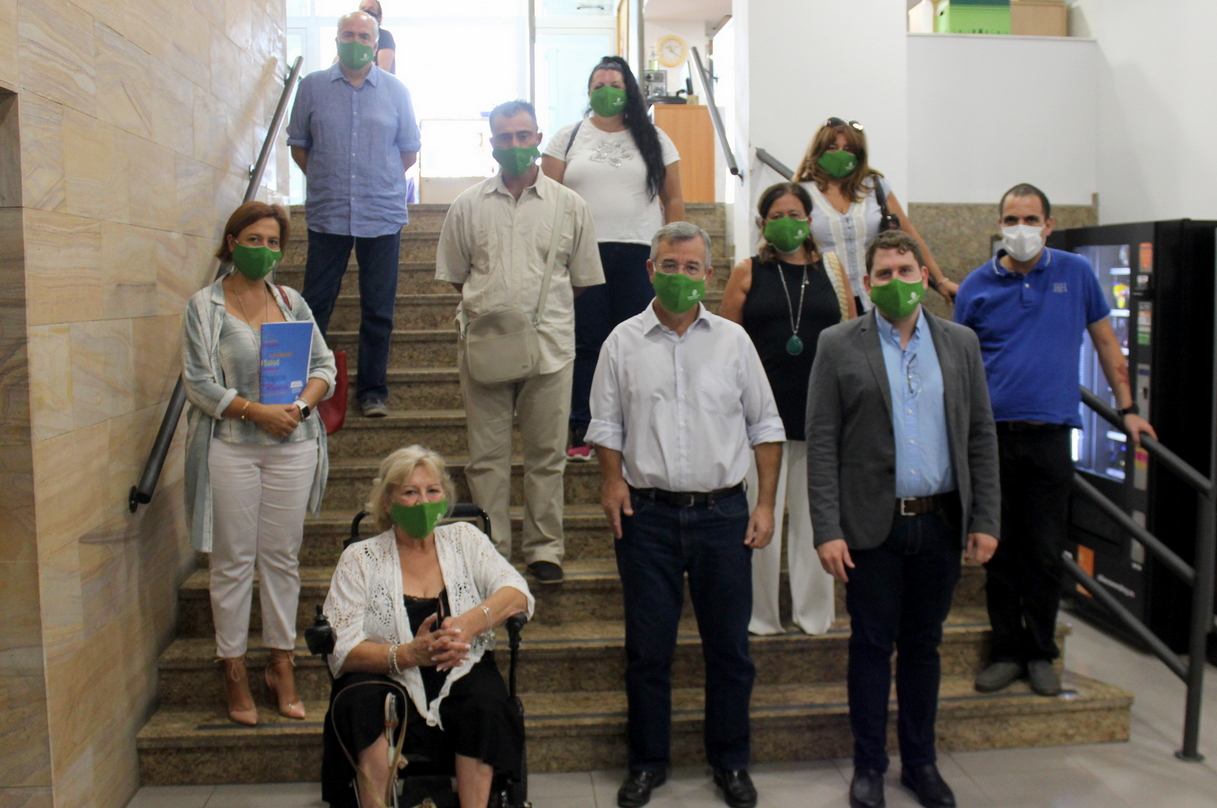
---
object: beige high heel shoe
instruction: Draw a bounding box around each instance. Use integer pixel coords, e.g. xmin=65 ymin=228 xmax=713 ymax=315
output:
xmin=219 ymin=656 xmax=258 ymax=726
xmin=265 ymin=648 xmax=306 ymax=720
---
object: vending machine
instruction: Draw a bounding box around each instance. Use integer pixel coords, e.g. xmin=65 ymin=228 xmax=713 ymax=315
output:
xmin=1047 ymin=220 xmax=1217 ymax=652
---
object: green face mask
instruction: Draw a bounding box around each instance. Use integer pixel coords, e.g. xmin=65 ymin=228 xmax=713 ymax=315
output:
xmin=589 ymin=85 xmax=627 ymax=118
xmin=336 ymin=39 xmax=375 ymax=70
xmin=869 ymin=277 xmax=926 ymax=320
xmin=763 ymin=217 xmax=810 ymax=254
xmin=390 ymin=498 xmax=448 ymax=540
xmin=492 ymin=145 xmax=540 ymax=176
xmin=818 ymin=150 xmax=858 ymax=179
xmin=231 ymin=244 xmax=280 ymax=280
xmin=653 ymin=270 xmax=705 ymax=314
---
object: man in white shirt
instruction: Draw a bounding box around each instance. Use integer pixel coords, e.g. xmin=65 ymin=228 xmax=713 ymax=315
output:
xmin=586 ymin=222 xmax=785 ymax=808
xmin=436 ymin=100 xmax=604 ymax=580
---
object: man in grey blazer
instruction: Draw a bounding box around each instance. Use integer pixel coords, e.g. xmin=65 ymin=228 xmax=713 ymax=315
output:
xmin=806 ymin=230 xmax=1000 ymax=808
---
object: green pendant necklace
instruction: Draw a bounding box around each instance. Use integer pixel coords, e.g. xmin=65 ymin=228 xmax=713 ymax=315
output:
xmin=778 ymin=261 xmax=809 ymax=355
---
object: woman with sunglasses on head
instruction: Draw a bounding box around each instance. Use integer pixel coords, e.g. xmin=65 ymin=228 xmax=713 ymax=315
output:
xmin=720 ymin=182 xmax=856 ymax=636
xmin=794 ymin=117 xmax=955 ymax=310
xmin=541 ymin=55 xmax=684 ymax=461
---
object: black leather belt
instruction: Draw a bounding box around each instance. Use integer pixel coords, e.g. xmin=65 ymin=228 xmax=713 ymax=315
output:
xmin=894 ymin=493 xmax=951 ymax=517
xmin=996 ymin=421 xmax=1069 ymax=432
xmin=631 ymin=482 xmax=745 ymax=508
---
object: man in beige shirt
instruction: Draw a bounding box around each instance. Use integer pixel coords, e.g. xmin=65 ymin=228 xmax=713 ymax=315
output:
xmin=436 ymin=99 xmax=603 ymax=581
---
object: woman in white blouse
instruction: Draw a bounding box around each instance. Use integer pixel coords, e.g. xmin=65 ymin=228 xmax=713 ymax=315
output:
xmin=320 ymin=446 xmax=533 ymax=808
xmin=793 ymin=117 xmax=955 ymax=311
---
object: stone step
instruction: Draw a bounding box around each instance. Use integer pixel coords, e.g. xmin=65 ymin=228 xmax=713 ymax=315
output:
xmin=281 ymin=231 xmax=442 ymax=266
xmin=340 ymin=368 xmax=464 ymax=410
xmin=174 ymin=560 xmax=987 ymax=639
xmin=321 ymin=456 xmax=605 ymax=513
xmin=326 ymin=329 xmax=457 ymax=369
xmin=324 ymin=410 xmax=482 ymax=460
xmin=136 ymin=671 xmax=1132 ymax=784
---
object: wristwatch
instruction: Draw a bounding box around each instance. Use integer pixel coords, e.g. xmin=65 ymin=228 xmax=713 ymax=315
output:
xmin=293 ymin=398 xmax=311 ymax=419
xmin=1118 ymin=403 xmax=1140 ymax=417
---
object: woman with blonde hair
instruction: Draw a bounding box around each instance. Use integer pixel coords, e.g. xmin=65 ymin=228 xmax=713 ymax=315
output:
xmin=794 ymin=117 xmax=954 ymax=309
xmin=320 ymin=446 xmax=533 ymax=808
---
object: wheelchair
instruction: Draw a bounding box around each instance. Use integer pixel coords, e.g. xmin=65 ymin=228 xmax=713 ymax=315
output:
xmin=305 ymin=503 xmax=530 ymax=808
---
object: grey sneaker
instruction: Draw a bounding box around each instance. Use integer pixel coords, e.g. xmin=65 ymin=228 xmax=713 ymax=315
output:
xmin=360 ymin=398 xmax=388 ymax=418
xmin=974 ymin=661 xmax=1024 ymax=693
xmin=1026 ymin=659 xmax=1062 ymax=696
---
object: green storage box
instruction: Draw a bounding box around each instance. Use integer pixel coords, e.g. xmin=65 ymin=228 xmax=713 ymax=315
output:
xmin=936 ymin=3 xmax=1011 ymax=34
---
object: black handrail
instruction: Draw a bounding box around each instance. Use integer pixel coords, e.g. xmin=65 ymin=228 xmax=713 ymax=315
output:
xmin=1068 ymin=383 xmax=1216 ymax=761
xmin=129 ymin=55 xmax=304 ymax=514
xmin=755 ymin=148 xmax=794 ymax=181
xmin=689 ymin=46 xmax=740 ymax=181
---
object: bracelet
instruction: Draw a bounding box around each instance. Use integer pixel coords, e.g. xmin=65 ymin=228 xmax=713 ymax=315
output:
xmin=480 ymin=605 xmax=491 ymax=632
xmin=388 ymin=642 xmax=401 ymax=675
xmin=239 ymin=400 xmax=251 ymax=420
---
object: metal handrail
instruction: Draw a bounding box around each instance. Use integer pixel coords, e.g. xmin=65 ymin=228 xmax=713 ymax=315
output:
xmin=755 ymin=148 xmax=794 ymax=181
xmin=129 ymin=55 xmax=304 ymax=514
xmin=1066 ymin=383 xmax=1216 ymax=761
xmin=689 ymin=47 xmax=740 ymax=181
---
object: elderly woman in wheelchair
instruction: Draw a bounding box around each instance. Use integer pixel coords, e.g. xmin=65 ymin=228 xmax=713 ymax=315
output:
xmin=320 ymin=445 xmax=534 ymax=808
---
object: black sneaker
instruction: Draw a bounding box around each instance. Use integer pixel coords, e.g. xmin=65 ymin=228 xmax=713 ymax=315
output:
xmin=527 ymin=560 xmax=564 ymax=584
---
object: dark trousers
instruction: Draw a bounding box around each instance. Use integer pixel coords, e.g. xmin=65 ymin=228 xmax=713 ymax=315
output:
xmin=570 ymin=242 xmax=653 ymax=436
xmin=614 ymin=489 xmax=755 ymax=772
xmin=985 ymin=427 xmax=1073 ymax=662
xmin=301 ymin=229 xmax=401 ymax=403
xmin=846 ymin=499 xmax=961 ymax=772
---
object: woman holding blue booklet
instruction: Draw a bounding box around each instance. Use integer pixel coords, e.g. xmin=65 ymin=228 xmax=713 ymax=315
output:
xmin=182 ymin=201 xmax=337 ymax=726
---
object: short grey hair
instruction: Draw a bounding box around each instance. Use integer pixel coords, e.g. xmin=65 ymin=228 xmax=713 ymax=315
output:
xmin=650 ymin=222 xmax=712 ymax=267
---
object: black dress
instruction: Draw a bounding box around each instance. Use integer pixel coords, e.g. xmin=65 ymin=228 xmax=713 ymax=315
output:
xmin=740 ymin=256 xmax=842 ymax=441
xmin=321 ymin=589 xmax=524 ymax=807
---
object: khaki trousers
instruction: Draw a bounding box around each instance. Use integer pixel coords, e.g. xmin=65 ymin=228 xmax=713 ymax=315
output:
xmin=458 ymin=348 xmax=571 ymax=564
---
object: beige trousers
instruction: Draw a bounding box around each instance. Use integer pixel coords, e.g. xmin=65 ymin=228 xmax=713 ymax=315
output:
xmin=458 ymin=349 xmax=571 ymax=564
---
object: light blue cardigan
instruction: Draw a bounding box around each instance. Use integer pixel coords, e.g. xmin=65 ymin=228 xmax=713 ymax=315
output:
xmin=182 ymin=275 xmax=337 ymax=552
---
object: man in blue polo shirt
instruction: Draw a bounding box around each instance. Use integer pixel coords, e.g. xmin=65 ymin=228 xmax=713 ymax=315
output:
xmin=287 ymin=10 xmax=421 ymax=418
xmin=954 ymin=183 xmax=1155 ymax=697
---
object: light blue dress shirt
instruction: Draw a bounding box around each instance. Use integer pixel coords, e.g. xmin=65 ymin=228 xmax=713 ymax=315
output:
xmin=286 ymin=63 xmax=422 ymax=238
xmin=876 ymin=309 xmax=956 ymax=498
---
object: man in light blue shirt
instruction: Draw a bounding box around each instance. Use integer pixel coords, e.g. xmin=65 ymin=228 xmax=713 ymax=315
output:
xmin=807 ymin=230 xmax=1000 ymax=808
xmin=286 ymin=10 xmax=421 ymax=416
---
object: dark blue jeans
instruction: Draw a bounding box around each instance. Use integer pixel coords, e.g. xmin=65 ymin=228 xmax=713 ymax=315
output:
xmin=300 ymin=229 xmax=401 ymax=403
xmin=614 ymin=489 xmax=755 ymax=772
xmin=845 ymin=499 xmax=961 ymax=772
xmin=570 ymin=242 xmax=653 ymax=436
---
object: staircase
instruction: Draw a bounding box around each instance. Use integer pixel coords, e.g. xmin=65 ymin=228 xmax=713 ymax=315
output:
xmin=135 ymin=203 xmax=1133 ymax=785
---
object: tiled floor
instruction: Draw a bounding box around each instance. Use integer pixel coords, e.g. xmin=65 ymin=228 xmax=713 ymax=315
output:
xmin=127 ymin=612 xmax=1217 ymax=808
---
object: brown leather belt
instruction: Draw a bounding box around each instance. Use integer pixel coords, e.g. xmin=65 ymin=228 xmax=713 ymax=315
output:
xmin=894 ymin=494 xmax=948 ymax=517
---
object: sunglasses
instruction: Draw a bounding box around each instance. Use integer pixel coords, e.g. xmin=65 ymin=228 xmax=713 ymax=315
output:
xmin=825 ymin=117 xmax=864 ymax=132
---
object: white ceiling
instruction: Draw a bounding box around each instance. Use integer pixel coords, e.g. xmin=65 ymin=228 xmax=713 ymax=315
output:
xmin=644 ymin=0 xmax=732 ymax=22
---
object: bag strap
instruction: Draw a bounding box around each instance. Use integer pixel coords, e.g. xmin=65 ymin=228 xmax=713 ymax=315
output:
xmin=564 ymin=120 xmax=582 ymax=159
xmin=274 ymin=284 xmax=292 ymax=312
xmin=822 ymin=251 xmax=853 ymax=321
xmin=874 ymin=175 xmax=892 ymax=220
xmin=533 ymin=192 xmax=569 ymax=327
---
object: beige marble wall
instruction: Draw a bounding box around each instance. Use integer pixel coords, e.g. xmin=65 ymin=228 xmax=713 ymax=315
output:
xmin=3 ymin=1 xmax=289 ymax=806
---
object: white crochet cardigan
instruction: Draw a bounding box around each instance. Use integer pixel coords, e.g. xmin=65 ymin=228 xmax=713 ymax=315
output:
xmin=323 ymin=522 xmax=535 ymax=728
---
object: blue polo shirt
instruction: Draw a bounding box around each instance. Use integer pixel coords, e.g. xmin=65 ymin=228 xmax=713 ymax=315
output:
xmin=286 ymin=64 xmax=421 ymax=238
xmin=954 ymin=247 xmax=1109 ymax=428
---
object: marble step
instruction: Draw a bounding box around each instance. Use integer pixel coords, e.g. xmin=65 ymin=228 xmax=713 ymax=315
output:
xmin=282 ymin=231 xmax=442 ymax=266
xmin=324 ymin=410 xmax=490 ymax=460
xmin=155 ymin=606 xmax=1048 ymax=708
xmin=174 ymin=559 xmax=987 ymax=638
xmin=339 ymin=368 xmax=464 ymax=410
xmin=136 ymin=671 xmax=1132 ymax=784
xmin=321 ymin=455 xmax=606 ymax=513
xmin=325 ymin=291 xmax=726 ymax=332
xmin=326 ymin=329 xmax=458 ymax=369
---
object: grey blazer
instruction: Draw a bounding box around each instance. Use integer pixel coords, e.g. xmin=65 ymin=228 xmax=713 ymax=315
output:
xmin=805 ymin=310 xmax=1001 ymax=550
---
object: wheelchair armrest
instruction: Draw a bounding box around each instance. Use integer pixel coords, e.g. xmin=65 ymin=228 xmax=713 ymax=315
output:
xmin=305 ymin=604 xmax=336 ymax=656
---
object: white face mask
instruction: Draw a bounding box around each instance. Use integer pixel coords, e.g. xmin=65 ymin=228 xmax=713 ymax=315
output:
xmin=1001 ymin=224 xmax=1045 ymax=262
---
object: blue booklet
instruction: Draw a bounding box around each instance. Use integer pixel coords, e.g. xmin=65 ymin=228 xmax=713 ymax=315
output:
xmin=260 ymin=321 xmax=313 ymax=404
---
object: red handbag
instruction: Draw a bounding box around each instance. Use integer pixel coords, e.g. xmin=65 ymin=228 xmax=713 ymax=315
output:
xmin=319 ymin=350 xmax=348 ymax=435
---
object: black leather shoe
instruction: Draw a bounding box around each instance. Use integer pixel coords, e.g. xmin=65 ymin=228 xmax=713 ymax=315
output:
xmin=900 ymin=763 xmax=956 ymax=808
xmin=850 ymin=768 xmax=886 ymax=808
xmin=712 ymin=769 xmax=757 ymax=808
xmin=617 ymin=769 xmax=667 ymax=808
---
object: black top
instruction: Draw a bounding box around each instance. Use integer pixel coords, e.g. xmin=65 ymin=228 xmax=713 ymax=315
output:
xmin=740 ymin=256 xmax=842 ymax=441
xmin=377 ymin=27 xmax=397 ymax=74
xmin=403 ymin=587 xmax=451 ymax=702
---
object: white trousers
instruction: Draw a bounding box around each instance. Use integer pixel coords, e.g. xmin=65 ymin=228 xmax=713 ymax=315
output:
xmin=746 ymin=440 xmax=836 ymax=635
xmin=208 ymin=438 xmax=318 ymax=658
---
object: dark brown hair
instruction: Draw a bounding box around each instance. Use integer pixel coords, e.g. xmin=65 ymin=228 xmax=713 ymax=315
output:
xmin=793 ymin=120 xmax=883 ymax=204
xmin=214 ymin=202 xmax=290 ymax=262
xmin=999 ymin=182 xmax=1052 ymax=219
xmin=865 ymin=229 xmax=924 ymax=274
xmin=755 ymin=182 xmax=818 ymax=266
